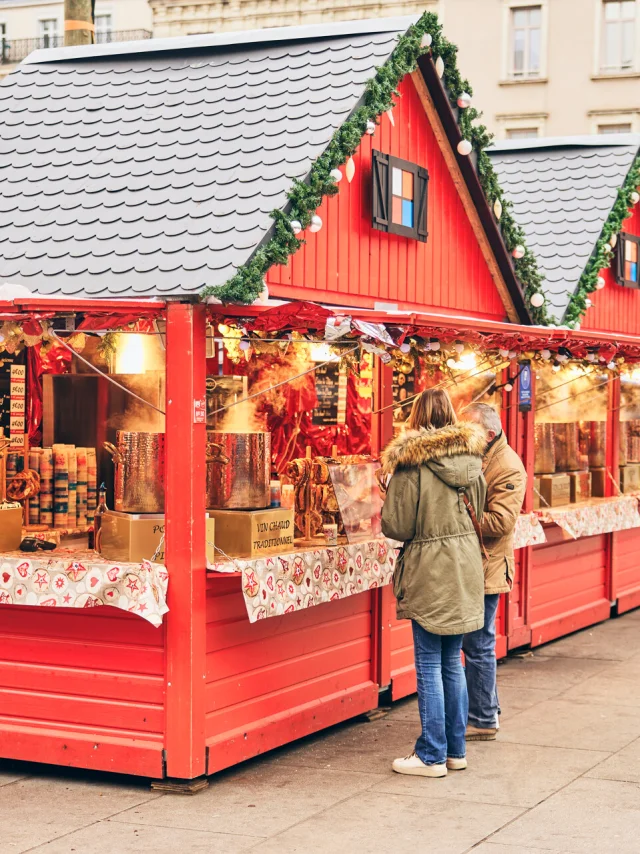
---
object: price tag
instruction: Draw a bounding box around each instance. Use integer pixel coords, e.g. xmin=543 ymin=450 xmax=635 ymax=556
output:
xmin=194 ymin=397 xmax=207 ymax=424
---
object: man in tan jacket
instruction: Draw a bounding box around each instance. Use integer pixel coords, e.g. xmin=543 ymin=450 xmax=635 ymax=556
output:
xmin=461 ymin=403 xmax=526 ymax=740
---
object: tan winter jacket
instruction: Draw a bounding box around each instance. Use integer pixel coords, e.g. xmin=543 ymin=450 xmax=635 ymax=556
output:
xmin=381 ymin=423 xmax=487 ymax=636
xmin=481 ymin=432 xmax=527 ymax=594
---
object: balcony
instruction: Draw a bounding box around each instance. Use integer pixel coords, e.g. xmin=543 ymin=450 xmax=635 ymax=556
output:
xmin=0 ymin=30 xmax=153 ymax=65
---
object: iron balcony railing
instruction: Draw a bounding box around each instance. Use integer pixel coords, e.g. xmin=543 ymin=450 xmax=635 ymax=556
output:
xmin=0 ymin=30 xmax=153 ymax=64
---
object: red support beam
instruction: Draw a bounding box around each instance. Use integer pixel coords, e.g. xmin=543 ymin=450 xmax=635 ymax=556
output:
xmin=164 ymin=302 xmax=207 ymax=780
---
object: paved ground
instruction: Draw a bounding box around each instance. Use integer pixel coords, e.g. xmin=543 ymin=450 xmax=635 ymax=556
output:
xmin=3 ymin=611 xmax=640 ymax=854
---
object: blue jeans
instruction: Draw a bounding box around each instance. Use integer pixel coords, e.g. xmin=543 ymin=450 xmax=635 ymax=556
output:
xmin=463 ymin=594 xmax=500 ymax=729
xmin=411 ymin=621 xmax=467 ymax=765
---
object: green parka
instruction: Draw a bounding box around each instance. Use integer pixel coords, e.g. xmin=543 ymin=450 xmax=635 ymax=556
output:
xmin=381 ymin=423 xmax=488 ymax=636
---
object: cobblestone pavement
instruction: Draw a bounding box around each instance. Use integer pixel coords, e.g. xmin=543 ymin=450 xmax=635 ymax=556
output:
xmin=3 ymin=609 xmax=640 ymax=853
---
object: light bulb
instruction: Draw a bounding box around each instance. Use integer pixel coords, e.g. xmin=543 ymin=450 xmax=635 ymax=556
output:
xmin=504 ymin=383 xmax=513 ymax=393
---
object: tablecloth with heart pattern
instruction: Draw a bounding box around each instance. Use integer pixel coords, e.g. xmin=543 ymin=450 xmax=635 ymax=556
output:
xmin=0 ymin=548 xmax=168 ymax=627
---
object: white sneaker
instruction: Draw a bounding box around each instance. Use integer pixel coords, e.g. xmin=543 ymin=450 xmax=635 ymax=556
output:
xmin=446 ymin=757 xmax=468 ymax=771
xmin=392 ymin=752 xmax=447 ymax=777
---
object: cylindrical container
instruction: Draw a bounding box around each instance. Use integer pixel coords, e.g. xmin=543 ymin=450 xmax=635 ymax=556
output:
xmin=39 ymin=448 xmax=53 ymax=526
xmin=554 ymin=423 xmax=580 ymax=472
xmin=104 ymin=432 xmax=165 ymax=514
xmin=86 ymin=447 xmax=97 ymax=523
xmin=534 ymin=423 xmax=556 ymax=474
xmin=66 ymin=445 xmax=77 ymax=528
xmin=28 ymin=448 xmax=42 ymax=525
xmin=620 ymin=422 xmax=628 ymax=467
xmin=588 ymin=422 xmax=607 ymax=469
xmin=76 ymin=447 xmax=88 ymax=527
xmin=53 ymin=444 xmax=69 ymax=528
xmin=323 ymin=523 xmax=338 ymax=546
xmin=206 ymin=431 xmax=271 ymax=510
xmin=281 ymin=483 xmax=295 ymax=511
xmin=270 ymin=479 xmax=281 ymax=508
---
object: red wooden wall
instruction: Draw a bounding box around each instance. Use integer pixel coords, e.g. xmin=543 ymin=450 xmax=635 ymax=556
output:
xmin=0 ymin=606 xmax=165 ymax=776
xmin=267 ymin=76 xmax=508 ymax=320
xmin=583 ymin=203 xmax=640 ymax=333
xmin=204 ymin=575 xmax=379 ymax=775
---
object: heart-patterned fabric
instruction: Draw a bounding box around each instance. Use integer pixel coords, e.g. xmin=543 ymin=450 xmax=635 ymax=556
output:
xmin=0 ymin=548 xmax=168 ymax=627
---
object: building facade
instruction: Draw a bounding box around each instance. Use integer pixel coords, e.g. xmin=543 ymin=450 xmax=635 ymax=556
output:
xmin=0 ymin=0 xmax=153 ymax=75
xmin=149 ymin=0 xmax=639 ymax=138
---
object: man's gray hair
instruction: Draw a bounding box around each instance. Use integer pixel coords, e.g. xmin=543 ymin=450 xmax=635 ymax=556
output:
xmin=463 ymin=402 xmax=502 ymax=434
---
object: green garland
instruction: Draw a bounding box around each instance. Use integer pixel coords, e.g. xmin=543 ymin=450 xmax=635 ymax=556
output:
xmin=200 ymin=12 xmax=549 ymax=324
xmin=563 ymin=155 xmax=640 ymax=327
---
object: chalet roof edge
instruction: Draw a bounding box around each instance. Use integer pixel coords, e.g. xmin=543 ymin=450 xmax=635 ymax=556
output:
xmin=489 ymin=133 xmax=640 ymax=154
xmin=21 ymin=15 xmax=418 ymax=65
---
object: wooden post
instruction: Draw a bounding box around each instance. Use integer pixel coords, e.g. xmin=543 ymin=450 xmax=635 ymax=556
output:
xmin=64 ymin=0 xmax=95 ymax=46
xmin=164 ymin=302 xmax=207 ymax=781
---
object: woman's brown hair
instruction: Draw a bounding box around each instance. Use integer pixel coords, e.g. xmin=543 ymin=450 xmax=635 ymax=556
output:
xmin=407 ymin=388 xmax=457 ymax=431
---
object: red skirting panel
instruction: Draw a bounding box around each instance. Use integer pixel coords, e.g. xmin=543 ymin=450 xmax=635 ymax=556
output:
xmin=612 ymin=528 xmax=640 ymax=615
xmin=0 ymin=605 xmax=166 ymax=777
xmin=530 ymin=528 xmax=611 ymax=647
xmin=205 ymin=576 xmax=378 ymax=775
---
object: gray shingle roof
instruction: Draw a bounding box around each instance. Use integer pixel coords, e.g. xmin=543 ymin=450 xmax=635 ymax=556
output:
xmin=488 ymin=135 xmax=640 ymax=323
xmin=0 ymin=20 xmax=411 ymax=298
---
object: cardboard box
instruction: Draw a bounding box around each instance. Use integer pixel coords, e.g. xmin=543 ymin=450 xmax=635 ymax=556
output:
xmin=208 ymin=508 xmax=294 ymax=558
xmin=570 ymin=471 xmax=592 ymax=504
xmin=533 ymin=477 xmax=541 ymax=510
xmin=99 ymin=511 xmax=165 ymax=563
xmin=0 ymin=505 xmax=22 ymax=551
xmin=620 ymin=464 xmax=640 ymax=495
xmin=591 ymin=467 xmax=607 ymax=498
xmin=539 ymin=474 xmax=571 ymax=508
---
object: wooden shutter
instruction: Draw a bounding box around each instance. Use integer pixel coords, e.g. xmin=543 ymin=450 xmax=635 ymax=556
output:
xmin=416 ymin=166 xmax=429 ymax=243
xmin=616 ymin=234 xmax=626 ymax=286
xmin=372 ymin=150 xmax=389 ymax=233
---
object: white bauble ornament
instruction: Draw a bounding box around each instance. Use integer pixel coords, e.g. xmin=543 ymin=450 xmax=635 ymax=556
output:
xmin=435 ymin=56 xmax=445 ymax=77
xmin=630 ymin=191 xmax=640 ymax=205
xmin=345 ymin=156 xmax=356 ymax=184
xmin=512 ymin=245 xmax=525 ymax=259
xmin=420 ymin=33 xmax=433 ymax=48
xmin=585 ymin=298 xmax=592 ymax=308
xmin=574 ymin=322 xmax=581 ymax=330
xmin=329 ymin=168 xmax=342 ymax=183
xmin=596 ymin=276 xmax=606 ymax=290
xmin=457 ymin=92 xmax=472 ymax=109
xmin=290 ymin=220 xmax=302 ymax=235
xmin=530 ymin=292 xmax=545 ymax=308
xmin=457 ymin=139 xmax=473 ymax=156
xmin=493 ymin=198 xmax=502 ymax=220
xmin=541 ymin=349 xmax=551 ymax=360
xmin=603 ymin=242 xmax=613 ymax=254
xmin=309 ymin=215 xmax=323 ymax=233
xmin=365 ymin=120 xmax=376 ymax=135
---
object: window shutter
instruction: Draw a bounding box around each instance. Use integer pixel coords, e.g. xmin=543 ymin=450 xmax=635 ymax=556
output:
xmin=416 ymin=166 xmax=429 ymax=243
xmin=616 ymin=234 xmax=626 ymax=286
xmin=372 ymin=150 xmax=389 ymax=232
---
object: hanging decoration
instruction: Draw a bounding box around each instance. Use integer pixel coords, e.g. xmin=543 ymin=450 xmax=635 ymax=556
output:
xmin=199 ymin=13 xmax=548 ymax=318
xmin=345 ymin=156 xmax=356 ymax=184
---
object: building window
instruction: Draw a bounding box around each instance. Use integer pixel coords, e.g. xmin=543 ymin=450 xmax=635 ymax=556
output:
xmin=598 ymin=122 xmax=633 ymax=132
xmin=39 ymin=18 xmax=58 ymax=48
xmin=510 ymin=5 xmax=542 ymax=77
xmin=506 ymin=127 xmax=540 ymax=139
xmin=95 ymin=14 xmax=113 ymax=44
xmin=602 ymin=0 xmax=636 ymax=71
xmin=372 ymin=151 xmax=429 ymax=242
xmin=617 ymin=232 xmax=640 ymax=287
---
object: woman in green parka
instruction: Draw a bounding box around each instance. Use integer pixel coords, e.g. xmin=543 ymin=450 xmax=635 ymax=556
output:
xmin=381 ymin=388 xmax=487 ymax=778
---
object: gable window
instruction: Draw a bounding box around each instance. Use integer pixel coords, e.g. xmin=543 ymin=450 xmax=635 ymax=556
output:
xmin=506 ymin=127 xmax=539 ymax=139
xmin=617 ymin=232 xmax=640 ymax=287
xmin=510 ymin=6 xmax=542 ymax=78
xmin=371 ymin=151 xmax=429 ymax=242
xmin=598 ymin=122 xmax=633 ymax=133
xmin=601 ymin=0 xmax=636 ymax=71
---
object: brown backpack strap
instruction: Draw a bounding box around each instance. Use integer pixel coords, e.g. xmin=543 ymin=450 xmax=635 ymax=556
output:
xmin=460 ymin=489 xmax=489 ymax=561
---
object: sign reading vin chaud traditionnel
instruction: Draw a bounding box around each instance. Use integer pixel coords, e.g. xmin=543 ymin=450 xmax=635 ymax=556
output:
xmin=208 ymin=508 xmax=294 ymax=558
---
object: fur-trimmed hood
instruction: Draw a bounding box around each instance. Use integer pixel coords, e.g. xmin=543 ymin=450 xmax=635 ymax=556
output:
xmin=381 ymin=422 xmax=487 ymax=479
